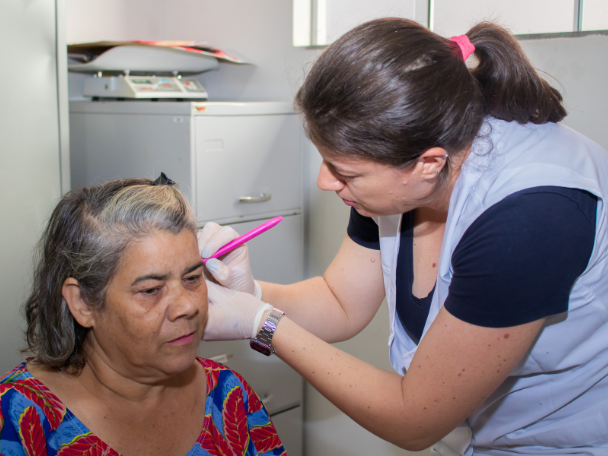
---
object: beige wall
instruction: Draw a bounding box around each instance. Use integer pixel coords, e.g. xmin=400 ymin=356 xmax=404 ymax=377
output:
xmin=0 ymin=0 xmax=65 ymax=373
xmin=304 ymin=142 xmax=430 ymax=456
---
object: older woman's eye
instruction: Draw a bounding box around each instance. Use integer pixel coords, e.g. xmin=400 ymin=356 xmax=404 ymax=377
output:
xmin=140 ymin=287 xmax=160 ymax=296
xmin=184 ymin=275 xmax=202 ymax=286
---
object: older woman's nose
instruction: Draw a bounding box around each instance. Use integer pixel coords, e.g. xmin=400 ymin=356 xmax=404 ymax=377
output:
xmin=168 ymin=286 xmax=200 ymax=320
xmin=317 ymin=161 xmax=346 ymax=192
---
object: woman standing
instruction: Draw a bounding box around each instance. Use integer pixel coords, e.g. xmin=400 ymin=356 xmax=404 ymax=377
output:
xmin=200 ymin=19 xmax=608 ymax=454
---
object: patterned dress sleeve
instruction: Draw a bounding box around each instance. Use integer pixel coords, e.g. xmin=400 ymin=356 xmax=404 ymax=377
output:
xmin=1 ymin=363 xmax=59 ymax=456
xmin=1 ymin=363 xmax=119 ymax=456
xmin=198 ymin=358 xmax=286 ymax=456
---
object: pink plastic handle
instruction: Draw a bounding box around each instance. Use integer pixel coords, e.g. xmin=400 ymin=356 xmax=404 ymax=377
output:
xmin=202 ymin=216 xmax=283 ymax=264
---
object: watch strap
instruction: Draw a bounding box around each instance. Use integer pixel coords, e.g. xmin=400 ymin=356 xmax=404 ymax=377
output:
xmin=250 ymin=308 xmax=285 ymax=356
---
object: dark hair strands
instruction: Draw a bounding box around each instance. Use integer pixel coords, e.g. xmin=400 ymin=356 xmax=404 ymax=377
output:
xmin=467 ymin=22 xmax=567 ymax=124
xmin=295 ymin=18 xmax=567 ymax=191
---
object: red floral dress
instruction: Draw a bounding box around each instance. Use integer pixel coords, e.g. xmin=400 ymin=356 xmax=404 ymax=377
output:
xmin=0 ymin=357 xmax=285 ymax=455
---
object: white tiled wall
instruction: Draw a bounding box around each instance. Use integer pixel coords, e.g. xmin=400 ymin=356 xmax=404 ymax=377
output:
xmin=582 ymin=0 xmax=608 ymax=31
xmin=432 ymin=0 xmax=576 ymax=36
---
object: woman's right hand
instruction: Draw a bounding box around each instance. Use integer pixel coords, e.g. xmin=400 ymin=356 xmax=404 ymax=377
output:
xmin=204 ymin=281 xmax=272 ymax=340
xmin=197 ymin=222 xmax=261 ymax=298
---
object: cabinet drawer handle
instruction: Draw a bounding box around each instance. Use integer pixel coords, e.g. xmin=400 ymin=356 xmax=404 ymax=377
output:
xmin=261 ymin=394 xmax=274 ymax=405
xmin=239 ymin=193 xmax=271 ymax=204
xmin=208 ymin=353 xmax=232 ymax=364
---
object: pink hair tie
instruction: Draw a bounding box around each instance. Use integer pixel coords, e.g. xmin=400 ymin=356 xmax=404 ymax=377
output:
xmin=449 ymin=35 xmax=475 ymax=61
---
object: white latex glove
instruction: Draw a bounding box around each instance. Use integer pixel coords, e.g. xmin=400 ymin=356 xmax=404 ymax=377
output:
xmin=197 ymin=222 xmax=261 ymax=298
xmin=204 ymin=280 xmax=272 ymax=341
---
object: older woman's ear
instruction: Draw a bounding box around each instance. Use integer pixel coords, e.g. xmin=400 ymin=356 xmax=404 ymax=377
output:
xmin=62 ymin=277 xmax=95 ymax=328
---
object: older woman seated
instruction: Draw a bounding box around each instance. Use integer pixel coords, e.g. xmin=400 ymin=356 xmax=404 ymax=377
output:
xmin=0 ymin=176 xmax=285 ymax=456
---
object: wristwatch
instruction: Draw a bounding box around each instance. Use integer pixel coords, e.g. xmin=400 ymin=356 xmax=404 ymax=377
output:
xmin=250 ymin=308 xmax=285 ymax=356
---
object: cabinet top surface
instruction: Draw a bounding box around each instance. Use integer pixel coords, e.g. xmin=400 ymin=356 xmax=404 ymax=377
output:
xmin=69 ymin=100 xmax=296 ymax=116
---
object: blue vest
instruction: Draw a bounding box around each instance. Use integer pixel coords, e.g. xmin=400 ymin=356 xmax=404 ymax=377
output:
xmin=376 ymin=118 xmax=608 ymax=454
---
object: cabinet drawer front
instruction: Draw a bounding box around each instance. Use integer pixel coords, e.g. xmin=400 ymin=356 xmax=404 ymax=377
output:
xmin=270 ymin=406 xmax=303 ymax=456
xmin=223 ymin=214 xmax=304 ymax=285
xmin=195 ymin=114 xmax=302 ymax=222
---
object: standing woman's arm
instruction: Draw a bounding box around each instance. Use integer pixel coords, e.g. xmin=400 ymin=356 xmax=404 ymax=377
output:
xmin=269 ymin=306 xmax=545 ymax=451
xmin=200 ymin=218 xmax=386 ymax=343
xmin=267 ymin=187 xmax=596 ymax=449
xmin=259 ymin=234 xmax=385 ymax=342
xmin=204 ymin=189 xmax=595 ymax=449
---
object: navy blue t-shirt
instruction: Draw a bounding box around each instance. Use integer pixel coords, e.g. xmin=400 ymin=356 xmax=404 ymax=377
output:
xmin=347 ymin=186 xmax=597 ymax=343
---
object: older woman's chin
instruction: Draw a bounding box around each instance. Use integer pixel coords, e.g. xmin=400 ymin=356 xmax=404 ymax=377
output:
xmin=158 ymin=346 xmax=201 ymax=376
xmin=158 ymin=330 xmax=203 ymax=372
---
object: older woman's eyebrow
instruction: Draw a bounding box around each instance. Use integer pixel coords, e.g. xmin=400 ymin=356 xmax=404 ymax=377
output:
xmin=184 ymin=261 xmax=204 ymax=275
xmin=131 ymin=261 xmax=204 ymax=286
xmin=131 ymin=273 xmax=170 ymax=286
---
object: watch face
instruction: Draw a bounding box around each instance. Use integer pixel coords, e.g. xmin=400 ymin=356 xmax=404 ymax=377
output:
xmin=250 ymin=340 xmax=272 ymax=356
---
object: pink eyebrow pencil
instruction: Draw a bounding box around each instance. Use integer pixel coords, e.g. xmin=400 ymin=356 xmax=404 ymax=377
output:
xmin=202 ymin=216 xmax=283 ymax=264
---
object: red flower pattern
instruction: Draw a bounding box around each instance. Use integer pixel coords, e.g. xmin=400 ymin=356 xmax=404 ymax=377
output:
xmin=197 ymin=414 xmax=238 ymax=455
xmin=205 ymin=366 xmax=223 ymax=396
xmin=56 ymin=434 xmax=119 ymax=456
xmin=250 ymin=425 xmax=283 ymax=454
xmin=222 ymin=387 xmax=250 ymax=455
xmin=19 ymin=406 xmax=48 ymax=456
xmin=12 ymin=378 xmax=66 ymax=431
xmin=231 ymin=371 xmax=263 ymax=414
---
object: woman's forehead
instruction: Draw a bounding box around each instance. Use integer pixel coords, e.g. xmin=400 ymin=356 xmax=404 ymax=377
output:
xmin=317 ymin=144 xmax=373 ymax=165
xmin=117 ymin=230 xmax=201 ymax=279
xmin=318 ymin=147 xmax=400 ymax=176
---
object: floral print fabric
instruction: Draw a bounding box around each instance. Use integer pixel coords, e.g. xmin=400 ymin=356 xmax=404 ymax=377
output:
xmin=0 ymin=357 xmax=285 ymax=456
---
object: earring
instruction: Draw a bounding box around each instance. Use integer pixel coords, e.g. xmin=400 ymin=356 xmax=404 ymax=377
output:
xmin=434 ymin=171 xmax=439 ymax=174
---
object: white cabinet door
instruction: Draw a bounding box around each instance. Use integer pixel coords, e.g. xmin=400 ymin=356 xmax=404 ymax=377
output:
xmin=70 ymin=111 xmax=192 ymax=194
xmin=271 ymin=406 xmax=303 ymax=456
xmin=194 ymin=114 xmax=302 ymax=223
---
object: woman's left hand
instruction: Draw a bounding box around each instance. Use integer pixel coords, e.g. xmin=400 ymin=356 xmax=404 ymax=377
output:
xmin=198 ymin=223 xmax=259 ymax=297
xmin=204 ymin=281 xmax=271 ymax=341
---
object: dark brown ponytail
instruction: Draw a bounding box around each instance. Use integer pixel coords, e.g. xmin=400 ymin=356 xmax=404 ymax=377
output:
xmin=295 ymin=18 xmax=566 ymax=176
xmin=467 ymin=22 xmax=566 ymax=124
